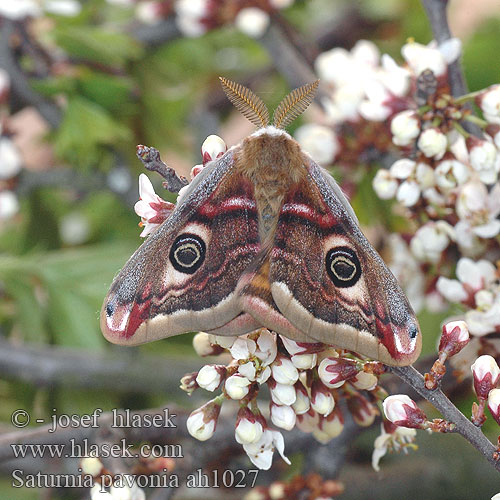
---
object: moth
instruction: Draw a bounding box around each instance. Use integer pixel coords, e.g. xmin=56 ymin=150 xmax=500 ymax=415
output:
xmin=101 ymin=78 xmax=421 ymax=366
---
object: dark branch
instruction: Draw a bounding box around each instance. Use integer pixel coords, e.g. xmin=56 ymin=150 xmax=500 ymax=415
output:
xmin=0 ymin=337 xmax=200 ymax=395
xmin=136 ymin=145 xmax=189 ymax=193
xmin=390 ymin=365 xmax=500 ymax=472
xmin=420 ymin=0 xmax=481 ymax=136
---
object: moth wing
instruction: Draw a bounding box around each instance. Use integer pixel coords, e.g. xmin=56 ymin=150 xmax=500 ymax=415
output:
xmin=101 ymin=150 xmax=261 ymax=345
xmin=269 ymin=159 xmax=421 ymax=366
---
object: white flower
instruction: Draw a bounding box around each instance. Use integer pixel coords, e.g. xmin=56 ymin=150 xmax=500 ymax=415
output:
xmin=271 ymin=356 xmax=299 ymax=385
xmin=466 ymin=296 xmax=500 ymax=336
xmin=224 ymin=374 xmax=251 ymax=400
xmin=436 ymin=277 xmax=468 ymax=303
xmin=186 ymin=404 xmax=219 ymax=441
xmin=270 ymin=404 xmax=296 ymax=430
xmin=0 ymin=137 xmax=22 ymax=179
xmin=435 ymin=159 xmax=470 ymax=190
xmin=402 ymin=39 xmax=460 ymax=77
xmin=468 ymin=139 xmax=498 ymax=185
xmin=81 ymin=457 xmax=103 ymax=476
xmin=134 ymin=174 xmax=175 ymax=237
xmin=175 ymin=0 xmax=209 ymax=36
xmin=201 ymin=135 xmax=226 ymax=164
xmin=229 ymin=336 xmax=256 ymax=360
xmin=292 ymin=386 xmax=310 ymax=415
xmin=243 ymin=429 xmax=290 ymax=470
xmin=378 ymin=54 xmax=411 ymax=97
xmin=290 ymin=353 xmax=317 ymax=370
xmin=238 ymin=361 xmax=256 ymax=381
xmin=0 ymin=190 xmax=19 ymax=220
xmin=372 ymin=169 xmax=398 ymax=199
xmin=391 ymin=110 xmax=420 ymax=146
xmin=351 ymin=371 xmax=378 ymax=391
xmin=196 ymin=365 xmax=223 ymax=392
xmin=0 ymin=0 xmax=41 ymax=19
xmin=256 ymin=366 xmax=271 ymax=384
xmin=416 ymin=162 xmax=435 ymax=189
xmin=212 ymin=335 xmax=235 ymax=349
xmin=359 ymin=80 xmax=392 ymax=121
xmin=59 ymin=212 xmax=90 ymax=245
xmin=390 ymin=158 xmax=416 ymax=179
xmin=372 ymin=424 xmax=416 ymax=472
xmin=311 ymin=386 xmax=335 ymax=416
xmin=44 ymin=0 xmax=81 ymax=16
xmin=478 ymin=85 xmax=500 ymax=124
xmin=269 ymin=382 xmax=296 ymax=406
xmin=396 ymin=180 xmax=421 ymax=207
xmin=417 ymin=128 xmax=447 ymax=159
xmin=235 ymin=8 xmax=270 ymax=38
xmin=410 ymin=222 xmax=451 ymax=263
xmin=254 ymin=330 xmax=277 ymax=366
xmin=235 ymin=411 xmax=263 ymax=445
xmin=294 ymin=124 xmax=340 ymax=165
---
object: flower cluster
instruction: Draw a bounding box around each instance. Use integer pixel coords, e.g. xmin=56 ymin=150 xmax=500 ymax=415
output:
xmin=182 ymin=330 xmax=385 ymax=470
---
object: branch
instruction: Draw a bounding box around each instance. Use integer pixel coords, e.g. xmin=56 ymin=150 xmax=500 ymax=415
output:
xmin=390 ymin=365 xmax=500 ymax=472
xmin=0 ymin=20 xmax=61 ymax=128
xmin=0 ymin=337 xmax=200 ymax=395
xmin=420 ymin=0 xmax=481 ymax=136
xmin=136 ymin=145 xmax=189 ymax=193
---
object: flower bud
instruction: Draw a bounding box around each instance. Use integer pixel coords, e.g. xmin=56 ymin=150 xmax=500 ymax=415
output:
xmin=81 ymin=457 xmax=103 ymax=476
xmin=351 ymin=371 xmax=378 ymax=391
xmin=292 ymin=382 xmax=310 ymax=415
xmin=190 ymin=164 xmax=204 ymax=179
xmin=417 ymin=128 xmax=447 ymax=159
xmin=471 ymin=355 xmax=500 ymax=400
xmin=270 ymin=403 xmax=296 ymax=431
xmin=195 ymin=364 xmax=225 ymax=392
xmin=319 ymin=407 xmax=344 ymax=439
xmin=271 ymin=355 xmax=299 ymax=385
xmin=290 ymin=353 xmax=317 ymax=370
xmin=234 ymin=7 xmax=270 ymax=38
xmin=235 ymin=407 xmax=264 ymax=444
xmin=372 ymin=169 xmax=398 ymax=200
xmin=383 ymin=395 xmax=426 ymax=428
xmin=488 ymin=388 xmax=500 ymax=425
xmin=438 ymin=320 xmax=470 ymax=357
xmin=224 ymin=374 xmax=251 ymax=400
xmin=476 ymin=84 xmax=500 ymax=124
xmin=347 ymin=393 xmax=378 ymax=427
xmin=201 ymin=135 xmax=227 ymax=165
xmin=390 ymin=158 xmax=416 ymax=180
xmin=180 ymin=372 xmax=198 ymax=395
xmin=192 ymin=332 xmax=223 ymax=357
xmin=187 ymin=399 xmax=221 ymax=441
xmin=296 ymin=408 xmax=319 ymax=433
xmin=467 ymin=136 xmax=498 ymax=184
xmin=311 ymin=380 xmax=335 ymax=416
xmin=318 ymin=357 xmax=359 ymax=388
xmin=391 ymin=110 xmax=420 ymax=146
xmin=268 ymin=378 xmax=296 ymax=406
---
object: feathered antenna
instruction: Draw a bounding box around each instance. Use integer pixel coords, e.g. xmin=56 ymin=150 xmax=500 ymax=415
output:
xmin=273 ymin=80 xmax=320 ymax=129
xmin=219 ymin=77 xmax=269 ymax=128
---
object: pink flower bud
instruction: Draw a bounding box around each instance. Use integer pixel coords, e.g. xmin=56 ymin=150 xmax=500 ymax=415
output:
xmin=187 ymin=399 xmax=221 ymax=441
xmin=438 ymin=320 xmax=470 ymax=357
xmin=383 ymin=395 xmax=427 ymax=428
xmin=488 ymin=388 xmax=500 ymax=425
xmin=270 ymin=403 xmax=296 ymax=431
xmin=235 ymin=407 xmax=264 ymax=444
xmin=318 ymin=357 xmax=360 ymax=388
xmin=224 ymin=374 xmax=251 ymax=400
xmin=201 ymin=135 xmax=226 ymax=165
xmin=195 ymin=364 xmax=225 ymax=392
xmin=268 ymin=378 xmax=296 ymax=406
xmin=471 ymin=355 xmax=500 ymax=399
xmin=271 ymin=355 xmax=299 ymax=385
xmin=311 ymin=380 xmax=335 ymax=416
xmin=190 ymin=164 xmax=204 ymax=180
xmin=347 ymin=393 xmax=378 ymax=427
xmin=296 ymin=408 xmax=319 ymax=433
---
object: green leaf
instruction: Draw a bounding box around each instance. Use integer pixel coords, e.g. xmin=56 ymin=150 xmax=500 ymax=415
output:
xmin=54 ymin=96 xmax=131 ymax=169
xmin=53 ymin=25 xmax=142 ymax=67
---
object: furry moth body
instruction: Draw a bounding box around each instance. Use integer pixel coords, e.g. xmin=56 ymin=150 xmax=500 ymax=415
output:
xmin=101 ymin=79 xmax=421 ymax=366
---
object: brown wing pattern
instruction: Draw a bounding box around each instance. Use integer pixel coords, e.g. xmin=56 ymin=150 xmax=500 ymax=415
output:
xmin=269 ymin=160 xmax=421 ymax=366
xmin=101 ymin=152 xmax=261 ymax=345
